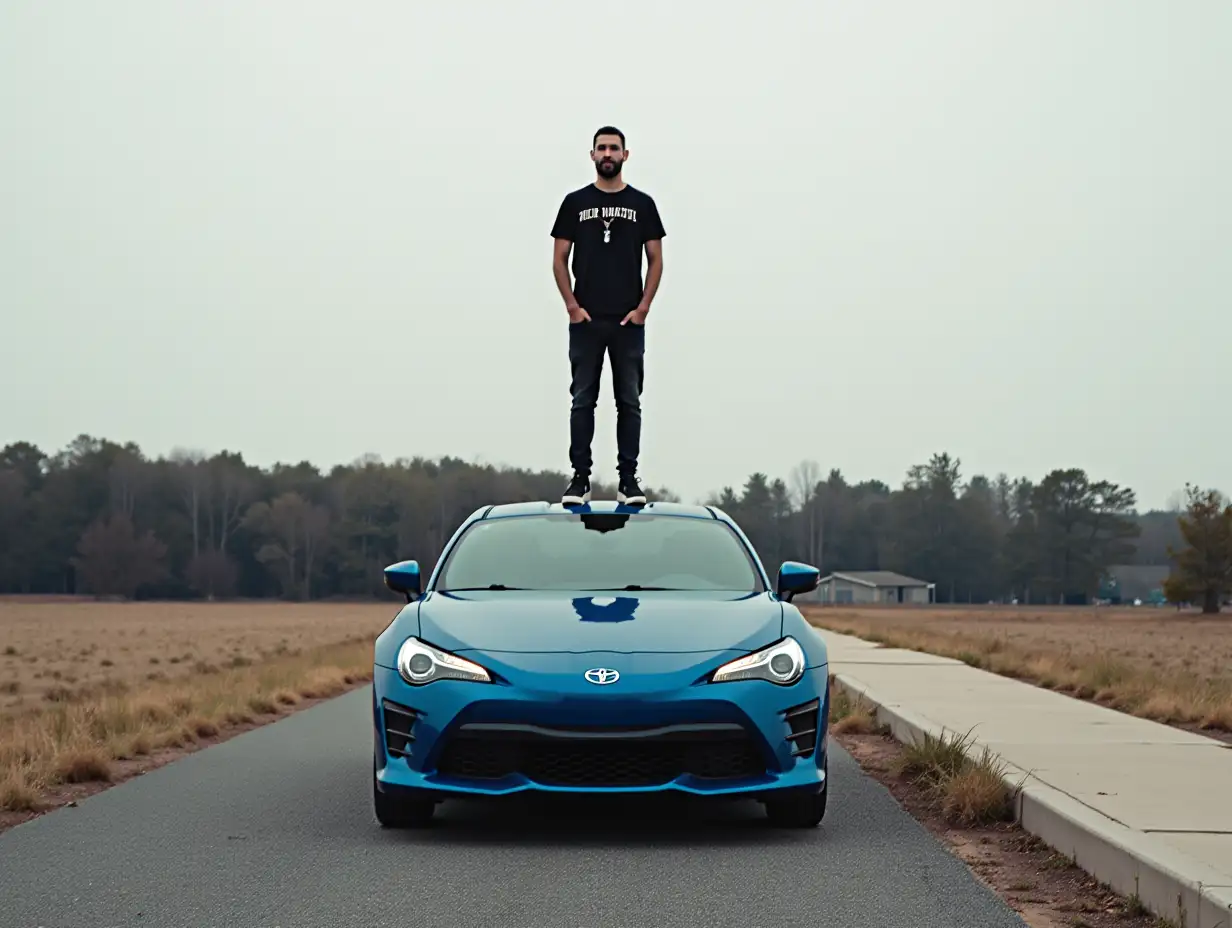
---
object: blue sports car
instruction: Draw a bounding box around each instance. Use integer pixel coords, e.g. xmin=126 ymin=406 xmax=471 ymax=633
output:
xmin=371 ymin=499 xmax=830 ymax=828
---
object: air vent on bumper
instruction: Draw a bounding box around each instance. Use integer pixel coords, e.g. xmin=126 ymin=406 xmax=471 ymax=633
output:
xmin=783 ymin=698 xmax=820 ymax=758
xmin=382 ymin=699 xmax=418 ymax=758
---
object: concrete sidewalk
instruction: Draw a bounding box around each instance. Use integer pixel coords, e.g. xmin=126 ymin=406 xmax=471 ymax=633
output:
xmin=823 ymin=629 xmax=1232 ymax=928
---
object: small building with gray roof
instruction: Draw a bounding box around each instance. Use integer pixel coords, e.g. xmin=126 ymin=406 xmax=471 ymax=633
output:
xmin=813 ymin=570 xmax=935 ymax=605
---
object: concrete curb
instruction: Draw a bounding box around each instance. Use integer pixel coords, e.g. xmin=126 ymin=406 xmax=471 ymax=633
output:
xmin=831 ymin=672 xmax=1232 ymax=928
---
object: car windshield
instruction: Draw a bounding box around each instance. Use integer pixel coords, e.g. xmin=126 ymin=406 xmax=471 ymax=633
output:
xmin=435 ymin=513 xmax=764 ymax=593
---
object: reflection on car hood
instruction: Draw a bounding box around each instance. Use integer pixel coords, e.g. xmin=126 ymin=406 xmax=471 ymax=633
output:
xmin=415 ymin=589 xmax=783 ymax=654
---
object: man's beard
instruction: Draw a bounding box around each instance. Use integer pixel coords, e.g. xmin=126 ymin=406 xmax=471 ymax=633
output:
xmin=597 ymin=158 xmax=622 ymax=177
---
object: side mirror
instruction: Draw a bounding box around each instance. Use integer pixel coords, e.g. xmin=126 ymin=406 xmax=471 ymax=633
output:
xmin=384 ymin=559 xmax=422 ymax=602
xmin=777 ymin=561 xmax=820 ymax=602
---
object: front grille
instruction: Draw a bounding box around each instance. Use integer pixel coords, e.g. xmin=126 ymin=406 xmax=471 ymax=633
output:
xmin=783 ymin=699 xmax=820 ymax=758
xmin=382 ymin=699 xmax=418 ymax=758
xmin=435 ymin=722 xmax=766 ymax=787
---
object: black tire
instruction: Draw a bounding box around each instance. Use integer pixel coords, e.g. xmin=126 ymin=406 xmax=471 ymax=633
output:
xmin=373 ymin=768 xmax=437 ymax=828
xmin=764 ymin=783 xmax=828 ymax=828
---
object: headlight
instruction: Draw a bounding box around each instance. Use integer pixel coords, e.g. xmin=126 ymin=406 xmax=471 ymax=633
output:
xmin=396 ymin=637 xmax=492 ymax=685
xmin=711 ymin=637 xmax=805 ymax=686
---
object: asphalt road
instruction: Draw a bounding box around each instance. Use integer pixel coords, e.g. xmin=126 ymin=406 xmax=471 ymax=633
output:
xmin=0 ymin=688 xmax=1027 ymax=928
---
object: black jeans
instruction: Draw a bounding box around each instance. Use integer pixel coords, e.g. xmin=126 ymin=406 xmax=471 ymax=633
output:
xmin=568 ymin=317 xmax=645 ymax=479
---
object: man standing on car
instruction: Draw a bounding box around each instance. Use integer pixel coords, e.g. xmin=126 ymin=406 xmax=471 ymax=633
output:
xmin=551 ymin=125 xmax=665 ymax=506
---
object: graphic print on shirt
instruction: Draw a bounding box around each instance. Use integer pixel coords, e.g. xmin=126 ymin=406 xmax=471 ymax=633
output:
xmin=550 ymin=185 xmax=665 ymax=317
xmin=579 ymin=205 xmax=638 ymax=244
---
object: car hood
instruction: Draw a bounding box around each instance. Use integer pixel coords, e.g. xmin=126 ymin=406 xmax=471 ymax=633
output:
xmin=415 ymin=589 xmax=783 ymax=655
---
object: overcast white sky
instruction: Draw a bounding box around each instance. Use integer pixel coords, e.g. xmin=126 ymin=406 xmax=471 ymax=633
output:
xmin=2 ymin=1 xmax=1228 ymax=510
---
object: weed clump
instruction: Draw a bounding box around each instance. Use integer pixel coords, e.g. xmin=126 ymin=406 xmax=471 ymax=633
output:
xmin=827 ymin=681 xmax=883 ymax=735
xmin=893 ymin=727 xmax=1019 ymax=826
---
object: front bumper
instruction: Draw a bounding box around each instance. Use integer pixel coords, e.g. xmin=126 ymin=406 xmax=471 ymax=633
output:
xmin=372 ymin=662 xmax=829 ymax=800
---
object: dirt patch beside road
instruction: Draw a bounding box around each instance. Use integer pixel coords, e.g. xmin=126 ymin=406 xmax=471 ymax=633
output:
xmin=828 ymin=679 xmax=1174 ymax=927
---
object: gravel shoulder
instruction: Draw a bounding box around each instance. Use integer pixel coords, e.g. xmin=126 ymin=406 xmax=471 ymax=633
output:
xmin=832 ymin=723 xmax=1174 ymax=928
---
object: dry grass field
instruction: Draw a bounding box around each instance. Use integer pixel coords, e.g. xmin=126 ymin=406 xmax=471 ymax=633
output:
xmin=0 ymin=598 xmax=399 ymax=820
xmin=803 ymin=604 xmax=1232 ymax=739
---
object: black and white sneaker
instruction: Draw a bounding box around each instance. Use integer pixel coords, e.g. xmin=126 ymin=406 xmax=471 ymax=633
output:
xmin=561 ymin=473 xmax=591 ymax=506
xmin=617 ymin=475 xmax=647 ymax=506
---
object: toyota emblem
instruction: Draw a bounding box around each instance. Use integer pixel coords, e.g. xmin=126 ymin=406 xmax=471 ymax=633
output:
xmin=584 ymin=667 xmax=620 ymax=685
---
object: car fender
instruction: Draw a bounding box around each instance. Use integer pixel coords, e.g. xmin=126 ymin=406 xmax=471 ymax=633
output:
xmin=374 ymin=601 xmax=422 ymax=669
xmin=781 ymin=603 xmax=829 ymax=669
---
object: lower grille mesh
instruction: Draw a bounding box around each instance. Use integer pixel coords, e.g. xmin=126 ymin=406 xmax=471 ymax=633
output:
xmin=436 ymin=725 xmax=766 ymax=787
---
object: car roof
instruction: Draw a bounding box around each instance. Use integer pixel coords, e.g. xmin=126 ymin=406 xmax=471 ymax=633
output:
xmin=476 ymin=500 xmax=727 ymax=521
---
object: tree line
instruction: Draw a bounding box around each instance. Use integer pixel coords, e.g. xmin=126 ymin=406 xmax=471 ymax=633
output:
xmin=0 ymin=435 xmax=1227 ymax=610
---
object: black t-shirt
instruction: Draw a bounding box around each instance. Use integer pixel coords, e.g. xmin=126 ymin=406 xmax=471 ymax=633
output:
xmin=550 ymin=183 xmax=665 ymax=318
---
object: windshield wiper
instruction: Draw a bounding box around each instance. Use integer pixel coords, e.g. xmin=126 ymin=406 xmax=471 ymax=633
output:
xmin=444 ymin=584 xmax=526 ymax=591
xmin=593 ymin=585 xmax=680 ymax=591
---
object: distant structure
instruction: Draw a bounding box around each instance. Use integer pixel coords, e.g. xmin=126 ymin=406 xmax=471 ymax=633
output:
xmin=1097 ymin=564 xmax=1172 ymax=605
xmin=813 ymin=571 xmax=935 ymax=605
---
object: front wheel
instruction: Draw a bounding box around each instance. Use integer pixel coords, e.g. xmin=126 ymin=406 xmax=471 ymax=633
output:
xmin=373 ymin=768 xmax=437 ymax=828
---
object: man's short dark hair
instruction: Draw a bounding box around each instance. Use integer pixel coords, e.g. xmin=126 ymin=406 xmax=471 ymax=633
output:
xmin=593 ymin=126 xmax=625 ymax=149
